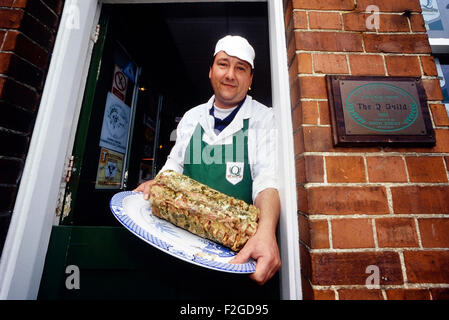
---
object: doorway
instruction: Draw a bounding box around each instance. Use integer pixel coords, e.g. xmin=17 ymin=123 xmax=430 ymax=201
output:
xmin=38 ymin=2 xmax=280 ymax=299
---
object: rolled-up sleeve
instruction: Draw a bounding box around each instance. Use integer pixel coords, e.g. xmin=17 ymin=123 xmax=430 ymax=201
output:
xmin=251 ymin=109 xmax=279 ymax=202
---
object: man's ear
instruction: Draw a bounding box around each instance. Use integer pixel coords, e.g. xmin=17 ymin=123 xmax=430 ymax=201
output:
xmin=209 ymin=67 xmax=212 ymax=79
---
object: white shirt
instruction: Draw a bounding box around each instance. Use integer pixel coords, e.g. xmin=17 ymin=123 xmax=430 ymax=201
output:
xmin=160 ymin=95 xmax=279 ymax=202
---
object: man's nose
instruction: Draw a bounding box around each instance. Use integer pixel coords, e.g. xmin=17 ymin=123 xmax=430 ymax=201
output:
xmin=224 ymin=66 xmax=236 ymax=79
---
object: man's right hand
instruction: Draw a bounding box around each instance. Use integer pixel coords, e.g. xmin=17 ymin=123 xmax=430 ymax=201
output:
xmin=133 ymin=179 xmax=156 ymax=200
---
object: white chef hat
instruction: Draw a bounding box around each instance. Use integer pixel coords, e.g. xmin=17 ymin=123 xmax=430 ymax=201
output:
xmin=214 ymin=35 xmax=255 ymax=69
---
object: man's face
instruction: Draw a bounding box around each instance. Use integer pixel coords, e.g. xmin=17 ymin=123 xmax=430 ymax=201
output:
xmin=209 ymin=51 xmax=253 ymax=109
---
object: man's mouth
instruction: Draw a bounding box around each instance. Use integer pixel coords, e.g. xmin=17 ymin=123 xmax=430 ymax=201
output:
xmin=222 ymin=83 xmax=236 ymax=88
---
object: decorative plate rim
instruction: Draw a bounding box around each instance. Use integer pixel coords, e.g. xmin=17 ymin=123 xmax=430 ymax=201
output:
xmin=109 ymin=191 xmax=256 ymax=274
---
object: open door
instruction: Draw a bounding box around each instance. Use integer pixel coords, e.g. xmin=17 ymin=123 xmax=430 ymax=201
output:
xmin=38 ymin=2 xmax=279 ymax=300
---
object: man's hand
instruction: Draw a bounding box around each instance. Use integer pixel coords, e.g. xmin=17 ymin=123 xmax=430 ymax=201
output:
xmin=133 ymin=179 xmax=156 ymax=200
xmin=230 ymin=227 xmax=281 ymax=285
xmin=230 ymin=188 xmax=281 ymax=285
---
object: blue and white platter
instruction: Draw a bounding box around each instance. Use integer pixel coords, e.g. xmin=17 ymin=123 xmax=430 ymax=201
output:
xmin=110 ymin=191 xmax=256 ymax=273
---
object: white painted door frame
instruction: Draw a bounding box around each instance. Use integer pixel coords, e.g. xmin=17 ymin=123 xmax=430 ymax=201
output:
xmin=0 ymin=0 xmax=301 ymax=300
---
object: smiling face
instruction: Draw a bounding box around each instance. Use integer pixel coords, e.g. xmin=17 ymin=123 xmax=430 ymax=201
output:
xmin=209 ymin=51 xmax=253 ymax=109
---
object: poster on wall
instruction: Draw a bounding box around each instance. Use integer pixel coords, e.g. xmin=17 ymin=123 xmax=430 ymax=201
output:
xmin=99 ymin=92 xmax=131 ymax=154
xmin=420 ymin=0 xmax=449 ymax=38
xmin=95 ymin=147 xmax=124 ymax=189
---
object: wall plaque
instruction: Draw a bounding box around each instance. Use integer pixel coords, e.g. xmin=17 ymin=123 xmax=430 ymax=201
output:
xmin=326 ymin=76 xmax=436 ymax=146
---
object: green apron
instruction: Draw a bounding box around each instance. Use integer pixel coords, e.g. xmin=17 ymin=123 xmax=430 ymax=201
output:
xmin=183 ymin=119 xmax=253 ymax=204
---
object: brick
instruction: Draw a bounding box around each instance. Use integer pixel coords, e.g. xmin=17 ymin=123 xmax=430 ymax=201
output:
xmin=391 ymin=186 xmax=449 ymax=214
xmin=430 ymin=288 xmax=449 ymax=300
xmin=313 ymin=53 xmax=348 ymax=74
xmin=418 ymin=218 xmax=449 ymax=248
xmin=326 ymin=156 xmax=366 ymax=183
xmin=366 ymin=156 xmax=407 ymax=183
xmin=318 ymin=101 xmax=330 ymax=125
xmin=294 ymin=128 xmax=305 ymax=155
xmin=378 ymin=14 xmax=410 ymax=32
xmin=305 ymin=155 xmax=324 ymax=183
xmin=302 ymin=126 xmax=333 ymax=152
xmin=404 ymin=251 xmax=449 ymax=283
xmin=405 ymin=156 xmax=448 ymax=183
xmin=313 ymin=290 xmax=335 ymax=300
xmin=342 ymin=12 xmax=368 ymax=32
xmin=296 ymin=154 xmax=324 ymax=183
xmin=297 ymin=76 xmax=328 ymax=99
xmin=289 ymin=74 xmax=300 ymax=108
xmin=292 ymin=0 xmax=355 ymax=10
xmin=307 ymin=186 xmax=389 ymax=215
xmin=364 ymin=34 xmax=431 ymax=54
xmin=284 ymin=0 xmax=292 ymax=28
xmin=338 ymin=289 xmax=384 ymax=300
xmin=300 ymin=274 xmax=313 ymax=300
xmin=410 ymin=13 xmax=427 ymax=32
xmin=295 ymin=155 xmax=306 ymax=184
xmin=2 ymin=31 xmax=50 ymax=70
xmin=299 ymin=243 xmax=312 ymax=279
xmin=356 ymin=0 xmax=422 ymax=12
xmin=292 ymin=10 xmax=307 ymax=29
xmin=432 ymin=129 xmax=449 ymax=153
xmin=385 ymin=56 xmax=421 ymax=77
xmin=298 ymin=215 xmax=329 ymax=249
xmin=386 ymin=289 xmax=430 ymax=300
xmin=300 ymin=100 xmax=319 ymax=124
xmin=386 ymin=129 xmax=449 ymax=154
xmin=0 ymin=0 xmax=14 ymax=6
xmin=308 ymin=11 xmax=342 ymax=30
xmin=297 ymin=186 xmax=307 ymax=213
xmin=311 ymin=251 xmax=403 ymax=285
xmin=348 ymin=54 xmax=385 ymax=76
xmin=292 ymin=105 xmax=302 ymax=129
xmin=296 ymin=53 xmax=313 ymax=74
xmin=375 ymin=218 xmax=419 ymax=248
xmin=332 ymin=218 xmax=374 ymax=249
xmin=422 ymin=79 xmax=444 ymax=101
xmin=420 ymin=56 xmax=438 ymax=76
xmin=287 ymin=30 xmax=297 ymax=67
xmin=295 ymin=31 xmax=363 ymax=52
xmin=0 ymin=8 xmax=24 ymax=28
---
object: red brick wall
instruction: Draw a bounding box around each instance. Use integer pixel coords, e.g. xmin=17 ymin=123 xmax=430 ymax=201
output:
xmin=0 ymin=0 xmax=64 ymax=254
xmin=285 ymin=0 xmax=449 ymax=300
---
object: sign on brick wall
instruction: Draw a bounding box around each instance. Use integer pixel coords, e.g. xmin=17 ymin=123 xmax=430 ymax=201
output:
xmin=326 ymin=76 xmax=436 ymax=146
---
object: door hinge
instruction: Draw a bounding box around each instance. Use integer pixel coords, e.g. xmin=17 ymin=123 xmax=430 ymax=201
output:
xmin=65 ymin=155 xmax=75 ymax=183
xmin=92 ymin=24 xmax=100 ymax=44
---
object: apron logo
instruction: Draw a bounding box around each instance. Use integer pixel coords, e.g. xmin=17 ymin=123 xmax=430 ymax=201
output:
xmin=226 ymin=162 xmax=244 ymax=185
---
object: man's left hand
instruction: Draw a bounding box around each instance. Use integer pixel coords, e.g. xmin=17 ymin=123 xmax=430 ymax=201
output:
xmin=230 ymin=228 xmax=281 ymax=285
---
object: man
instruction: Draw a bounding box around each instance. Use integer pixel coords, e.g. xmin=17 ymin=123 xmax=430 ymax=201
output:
xmin=135 ymin=35 xmax=281 ymax=286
